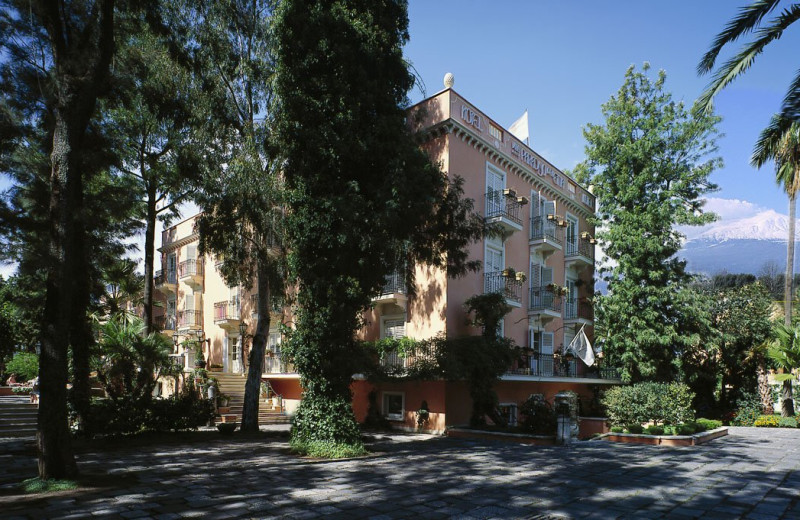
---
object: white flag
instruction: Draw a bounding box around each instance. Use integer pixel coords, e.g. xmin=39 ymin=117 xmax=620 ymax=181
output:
xmin=508 ymin=110 xmax=529 ymax=144
xmin=567 ymin=325 xmax=595 ymax=367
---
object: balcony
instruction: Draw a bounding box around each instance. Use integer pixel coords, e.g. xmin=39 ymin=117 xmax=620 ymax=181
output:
xmin=565 ymin=237 xmax=595 ymax=270
xmin=178 ymin=259 xmax=204 ymax=290
xmin=262 ymin=354 xmax=295 ymax=375
xmin=529 ymin=216 xmax=563 ymax=256
xmin=373 ymin=271 xmax=407 ymax=308
xmin=153 ymin=314 xmax=176 ymax=334
xmin=529 ymin=286 xmax=562 ymax=323
xmin=506 ymin=353 xmax=620 ymax=381
xmin=564 ymin=298 xmax=594 ymax=326
xmin=177 ymin=310 xmax=202 ymax=331
xmin=484 ymin=271 xmax=523 ymax=306
xmin=213 ymin=301 xmax=241 ymax=331
xmin=154 ymin=269 xmax=177 ymax=295
xmin=484 ymin=189 xmax=524 ymax=233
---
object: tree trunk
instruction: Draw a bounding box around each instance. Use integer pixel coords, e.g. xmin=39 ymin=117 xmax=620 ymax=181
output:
xmin=69 ymin=214 xmax=92 ymax=432
xmin=758 ymin=364 xmax=774 ymax=415
xmin=783 ymin=194 xmax=796 ymax=416
xmin=241 ymin=263 xmax=270 ymax=433
xmin=143 ymin=180 xmax=157 ymax=334
xmin=36 ymin=0 xmax=116 ymax=478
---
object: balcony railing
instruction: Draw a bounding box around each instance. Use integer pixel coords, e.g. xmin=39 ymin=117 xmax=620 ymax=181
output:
xmin=154 ymin=269 xmax=177 ymax=286
xmin=153 ymin=314 xmax=176 ymax=331
xmin=379 ymin=271 xmax=406 ymax=296
xmin=565 ymin=298 xmax=593 ymax=321
xmin=213 ymin=301 xmax=240 ymax=323
xmin=484 ymin=272 xmax=523 ymax=304
xmin=508 ymin=353 xmax=622 ymax=379
xmin=530 ymin=216 xmax=564 ymax=244
xmin=179 ymin=259 xmax=204 ymax=279
xmin=177 ymin=310 xmax=202 ymax=328
xmin=565 ymin=237 xmax=594 ymax=261
xmin=485 ymin=189 xmax=523 ymax=226
xmin=529 ymin=286 xmax=562 ymax=313
xmin=263 ymin=355 xmax=295 ymax=374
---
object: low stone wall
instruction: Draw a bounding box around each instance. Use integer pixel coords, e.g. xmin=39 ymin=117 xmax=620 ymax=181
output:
xmin=602 ymin=427 xmax=728 ymax=446
xmin=578 ymin=417 xmax=609 ymax=439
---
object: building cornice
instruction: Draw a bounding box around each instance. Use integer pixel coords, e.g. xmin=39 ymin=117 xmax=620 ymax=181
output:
xmin=159 ymin=232 xmax=199 ymax=254
xmin=420 ymin=119 xmax=595 ymax=220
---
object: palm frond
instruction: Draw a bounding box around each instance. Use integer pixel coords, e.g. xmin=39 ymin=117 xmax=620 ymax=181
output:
xmin=751 ymin=115 xmax=795 ymax=167
xmin=778 ymin=67 xmax=800 ymax=121
xmin=697 ymin=0 xmax=781 ymax=75
xmin=697 ymin=3 xmax=800 ymax=113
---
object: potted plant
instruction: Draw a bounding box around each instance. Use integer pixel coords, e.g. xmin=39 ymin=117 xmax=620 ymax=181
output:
xmin=208 ymin=363 xmax=223 ymax=373
xmin=515 ymin=271 xmax=527 ymax=283
xmin=501 ymin=267 xmax=515 ymax=278
xmin=502 ymin=188 xmax=517 ymax=198
xmin=194 ymin=343 xmax=206 ymax=369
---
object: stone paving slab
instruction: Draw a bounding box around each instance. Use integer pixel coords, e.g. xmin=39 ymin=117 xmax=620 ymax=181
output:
xmin=1 ymin=427 xmax=800 ymax=518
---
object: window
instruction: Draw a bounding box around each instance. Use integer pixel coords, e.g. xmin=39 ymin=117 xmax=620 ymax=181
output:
xmin=489 ymin=123 xmax=503 ymax=141
xmin=382 ymin=392 xmax=404 ymax=421
xmin=568 ymin=182 xmax=576 ymax=194
xmin=499 ymin=403 xmax=518 ymax=426
xmin=566 ymin=215 xmax=578 ymax=250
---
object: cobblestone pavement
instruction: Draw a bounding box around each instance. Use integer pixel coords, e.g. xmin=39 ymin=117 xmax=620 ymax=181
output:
xmin=1 ymin=427 xmax=800 ymax=519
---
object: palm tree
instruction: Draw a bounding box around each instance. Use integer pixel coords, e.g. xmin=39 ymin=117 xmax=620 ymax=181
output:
xmin=697 ymin=1 xmax=800 ymax=128
xmin=768 ymin=323 xmax=800 ymax=416
xmin=699 ymin=3 xmax=800 ymax=328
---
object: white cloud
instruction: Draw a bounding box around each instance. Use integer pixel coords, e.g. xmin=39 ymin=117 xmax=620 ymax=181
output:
xmin=700 ymin=197 xmax=765 ymax=221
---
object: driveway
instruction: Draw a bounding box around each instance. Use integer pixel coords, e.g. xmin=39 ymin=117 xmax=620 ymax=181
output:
xmin=1 ymin=427 xmax=799 ymax=519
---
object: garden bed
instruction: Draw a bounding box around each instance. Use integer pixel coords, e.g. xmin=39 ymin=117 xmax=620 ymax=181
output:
xmin=446 ymin=427 xmax=555 ymax=445
xmin=599 ymin=426 xmax=728 ymax=446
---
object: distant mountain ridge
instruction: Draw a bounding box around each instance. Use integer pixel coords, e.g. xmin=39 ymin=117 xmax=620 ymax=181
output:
xmin=679 ymin=207 xmax=797 ymax=275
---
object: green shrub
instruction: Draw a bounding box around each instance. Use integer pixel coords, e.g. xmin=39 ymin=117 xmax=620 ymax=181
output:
xmin=601 ymin=382 xmax=694 ymax=426
xmin=731 ymin=392 xmax=762 ymax=426
xmin=753 ymin=415 xmax=781 ymax=428
xmin=82 ymin=392 xmax=214 ymax=436
xmin=610 ymin=426 xmax=624 ymax=433
xmin=663 ymin=425 xmax=676 ymax=435
xmin=685 ymin=421 xmax=704 ymax=433
xmin=12 ymin=386 xmax=32 ymax=395
xmin=518 ymin=395 xmax=557 ymax=435
xmin=290 ymin=439 xmax=367 ymax=458
xmin=625 ymin=424 xmax=644 ymax=434
xmin=779 ymin=417 xmax=798 ymax=428
xmin=645 ymin=425 xmax=664 ymax=435
xmin=696 ymin=418 xmax=722 ymax=430
xmin=676 ymin=424 xmax=696 ymax=435
xmin=6 ymin=352 xmax=38 ymax=381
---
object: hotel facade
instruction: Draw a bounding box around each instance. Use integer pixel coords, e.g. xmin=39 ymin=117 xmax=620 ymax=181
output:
xmin=152 ymin=84 xmax=619 ymax=434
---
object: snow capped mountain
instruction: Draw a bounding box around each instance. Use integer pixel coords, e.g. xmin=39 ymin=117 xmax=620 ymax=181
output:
xmin=690 ymin=209 xmax=795 ymax=243
xmin=676 ymin=199 xmax=795 ymax=275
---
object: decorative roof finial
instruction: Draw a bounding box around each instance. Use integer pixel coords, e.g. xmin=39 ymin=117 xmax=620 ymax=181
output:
xmin=443 ymin=72 xmax=454 ymax=89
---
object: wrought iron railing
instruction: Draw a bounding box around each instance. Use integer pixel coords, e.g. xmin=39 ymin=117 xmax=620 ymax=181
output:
xmin=508 ymin=354 xmax=620 ymax=380
xmin=213 ymin=301 xmax=240 ymax=322
xmin=263 ymin=354 xmax=294 ymax=374
xmin=485 ymin=189 xmax=523 ymax=225
xmin=529 ymin=286 xmax=561 ymax=312
xmin=154 ymin=269 xmax=177 ymax=286
xmin=565 ymin=237 xmax=594 ymax=260
xmin=178 ymin=259 xmax=204 ymax=278
xmin=153 ymin=314 xmax=176 ymax=331
xmin=484 ymin=272 xmax=523 ymax=303
xmin=177 ymin=310 xmax=202 ymax=328
xmin=565 ymin=298 xmax=593 ymax=321
xmin=530 ymin=216 xmax=564 ymax=244
xmin=379 ymin=271 xmax=406 ymax=296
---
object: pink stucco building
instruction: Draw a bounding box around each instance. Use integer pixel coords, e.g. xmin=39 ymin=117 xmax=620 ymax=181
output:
xmin=153 ymin=82 xmax=619 ymax=434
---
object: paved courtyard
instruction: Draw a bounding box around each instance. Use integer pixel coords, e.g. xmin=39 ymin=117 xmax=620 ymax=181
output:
xmin=1 ymin=427 xmax=799 ymax=519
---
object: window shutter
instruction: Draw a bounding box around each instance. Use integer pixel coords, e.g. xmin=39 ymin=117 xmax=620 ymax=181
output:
xmin=542 ymin=267 xmax=553 ymax=286
xmin=542 ymin=332 xmax=554 ymax=355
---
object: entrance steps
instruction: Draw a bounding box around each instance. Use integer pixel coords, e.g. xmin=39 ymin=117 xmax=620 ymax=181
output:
xmin=0 ymin=396 xmax=37 ymax=438
xmin=211 ymin=372 xmax=290 ymax=425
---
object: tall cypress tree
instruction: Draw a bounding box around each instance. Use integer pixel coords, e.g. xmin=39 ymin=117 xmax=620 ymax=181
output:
xmin=575 ymin=65 xmax=721 ymax=383
xmin=273 ymin=0 xmax=484 ymax=455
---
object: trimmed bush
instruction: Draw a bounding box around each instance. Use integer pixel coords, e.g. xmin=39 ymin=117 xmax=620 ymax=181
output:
xmin=6 ymin=352 xmax=38 ymax=381
xmin=610 ymin=426 xmax=624 ymax=433
xmin=676 ymin=424 xmax=696 ymax=435
xmin=696 ymin=418 xmax=722 ymax=430
xmin=82 ymin=393 xmax=214 ymax=436
xmin=753 ymin=415 xmax=781 ymax=428
xmin=602 ymin=382 xmax=694 ymax=426
xmin=12 ymin=386 xmax=32 ymax=395
xmin=625 ymin=424 xmax=644 ymax=434
xmin=779 ymin=417 xmax=798 ymax=428
xmin=645 ymin=425 xmax=664 ymax=435
xmin=518 ymin=395 xmax=557 ymax=435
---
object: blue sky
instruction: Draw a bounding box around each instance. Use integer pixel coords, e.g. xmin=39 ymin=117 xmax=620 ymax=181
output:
xmin=404 ymin=1 xmax=800 ymax=216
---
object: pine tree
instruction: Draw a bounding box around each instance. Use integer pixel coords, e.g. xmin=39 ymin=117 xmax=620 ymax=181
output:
xmin=575 ymin=65 xmax=721 ymax=383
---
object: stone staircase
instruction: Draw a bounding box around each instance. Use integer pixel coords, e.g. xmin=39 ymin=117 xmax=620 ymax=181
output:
xmin=0 ymin=396 xmax=37 ymax=438
xmin=212 ymin=372 xmax=290 ymax=425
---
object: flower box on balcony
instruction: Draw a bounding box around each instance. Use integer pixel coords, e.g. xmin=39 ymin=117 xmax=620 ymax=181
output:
xmin=502 ymin=188 xmax=517 ymax=198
